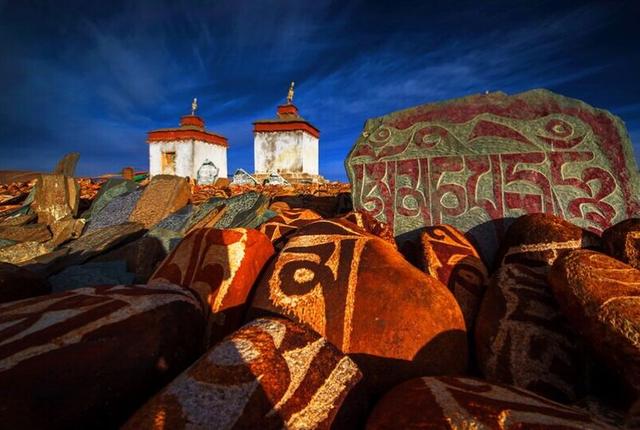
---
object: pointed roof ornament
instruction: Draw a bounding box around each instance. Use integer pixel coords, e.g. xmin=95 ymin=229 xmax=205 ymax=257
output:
xmin=286 ymin=81 xmax=295 ymax=104
xmin=191 ymin=97 xmax=198 ymax=116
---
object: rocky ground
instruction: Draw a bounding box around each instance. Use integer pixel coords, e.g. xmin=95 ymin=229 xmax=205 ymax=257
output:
xmin=0 ymin=172 xmax=638 ymax=429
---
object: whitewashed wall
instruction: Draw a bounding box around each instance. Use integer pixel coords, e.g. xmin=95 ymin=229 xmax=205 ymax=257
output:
xmin=194 ymin=141 xmax=228 ymax=178
xmin=254 ymin=130 xmax=318 ymax=174
xmin=149 ymin=140 xmax=228 ymax=178
xmin=301 ymin=132 xmax=319 ymax=175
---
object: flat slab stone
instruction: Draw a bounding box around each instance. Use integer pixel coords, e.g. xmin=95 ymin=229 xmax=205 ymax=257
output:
xmin=86 ymin=189 xmax=142 ymax=232
xmin=82 ymin=178 xmax=137 ymax=220
xmin=346 ymin=89 xmax=640 ymax=263
xmin=129 ymin=175 xmax=191 ymax=228
xmin=31 ymin=174 xmax=80 ymax=225
xmin=23 ymin=222 xmax=146 ymax=276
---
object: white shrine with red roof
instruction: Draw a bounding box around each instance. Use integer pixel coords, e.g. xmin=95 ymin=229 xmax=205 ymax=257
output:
xmin=252 ymin=82 xmax=322 ymax=183
xmin=147 ymin=99 xmax=228 ymax=179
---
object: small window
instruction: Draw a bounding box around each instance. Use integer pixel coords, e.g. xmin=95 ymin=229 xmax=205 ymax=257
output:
xmin=162 ymin=151 xmax=176 ymax=175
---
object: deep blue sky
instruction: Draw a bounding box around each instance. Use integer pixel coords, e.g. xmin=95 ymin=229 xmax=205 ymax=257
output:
xmin=0 ymin=0 xmax=639 ymax=180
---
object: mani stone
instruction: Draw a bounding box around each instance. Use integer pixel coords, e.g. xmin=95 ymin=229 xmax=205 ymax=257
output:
xmin=346 ymin=89 xmax=640 ymax=264
xmin=123 ymin=317 xmax=364 ymax=430
xmin=52 ymin=152 xmax=80 ymax=177
xmin=366 ymin=377 xmax=614 ymax=430
xmin=196 ymin=159 xmax=219 ymax=185
xmin=549 ymin=250 xmax=640 ymax=397
xmin=418 ymin=224 xmax=487 ymax=332
xmin=231 ymin=168 xmax=258 ymax=186
xmin=82 ymin=178 xmax=137 ymax=220
xmin=31 ymin=174 xmax=80 ymax=225
xmin=23 ymin=222 xmax=146 ymax=276
xmin=213 ymin=191 xmax=272 ymax=229
xmin=601 ymin=218 xmax=640 ymax=269
xmin=149 ymin=228 xmax=274 ymax=347
xmin=0 ymin=283 xmax=204 ymax=429
xmin=86 ymin=189 xmax=143 ymax=232
xmin=129 ymin=175 xmax=191 ymax=228
xmin=249 ymin=218 xmax=467 ymax=396
xmin=475 ymin=214 xmax=594 ymax=403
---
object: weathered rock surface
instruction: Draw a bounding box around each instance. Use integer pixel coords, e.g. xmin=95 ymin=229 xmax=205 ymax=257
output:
xmin=129 ymin=175 xmax=191 ymax=228
xmin=601 ymin=218 xmax=640 ymax=269
xmin=52 ymin=152 xmax=80 ymax=177
xmin=48 ymin=218 xmax=85 ymax=247
xmin=0 ymin=262 xmax=50 ymax=303
xmin=0 ymin=213 xmax=36 ymax=227
xmin=259 ymin=208 xmax=323 ymax=248
xmin=81 ymin=177 xmax=137 ymax=220
xmin=497 ymin=213 xmax=600 ymax=266
xmin=213 ymin=191 xmax=272 ymax=229
xmin=31 ymin=174 xmax=79 ymax=225
xmin=475 ymin=214 xmax=592 ymax=402
xmin=0 ymin=223 xmax=52 ymax=243
xmin=92 ymin=235 xmax=167 ymax=283
xmin=549 ymin=250 xmax=640 ymax=396
xmin=0 ymin=241 xmax=52 ymax=265
xmin=86 ymin=188 xmax=142 ymax=232
xmin=150 ymin=228 xmax=274 ymax=346
xmin=48 ymin=260 xmax=136 ymax=292
xmin=0 ymin=283 xmax=204 ymax=429
xmin=346 ymin=89 xmax=640 ymax=264
xmin=23 ymin=222 xmax=146 ymax=276
xmin=250 ymin=219 xmax=467 ymax=395
xmin=418 ymin=224 xmax=488 ymax=330
xmin=123 ymin=317 xmax=363 ymax=430
xmin=340 ymin=210 xmax=396 ymax=246
xmin=366 ymin=377 xmax=614 ymax=429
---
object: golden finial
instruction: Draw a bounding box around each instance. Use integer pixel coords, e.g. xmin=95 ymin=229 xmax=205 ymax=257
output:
xmin=191 ymin=97 xmax=198 ymax=115
xmin=286 ymin=81 xmax=295 ymax=104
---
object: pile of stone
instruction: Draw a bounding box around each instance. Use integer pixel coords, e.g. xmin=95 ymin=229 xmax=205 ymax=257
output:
xmin=1 ymin=89 xmax=640 ymax=429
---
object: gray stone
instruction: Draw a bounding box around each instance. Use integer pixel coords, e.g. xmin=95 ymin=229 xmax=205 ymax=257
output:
xmin=263 ymin=171 xmax=290 ymax=186
xmin=91 ymin=236 xmax=167 ymax=283
xmin=48 ymin=261 xmax=135 ymax=292
xmin=82 ymin=178 xmax=138 ymax=220
xmin=196 ymin=159 xmax=219 ymax=185
xmin=0 ymin=239 xmax=17 ymax=250
xmin=86 ymin=189 xmax=142 ymax=232
xmin=23 ymin=222 xmax=146 ymax=276
xmin=231 ymin=168 xmax=258 ymax=186
xmin=213 ymin=192 xmax=272 ymax=229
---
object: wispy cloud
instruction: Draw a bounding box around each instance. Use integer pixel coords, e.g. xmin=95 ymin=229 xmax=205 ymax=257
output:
xmin=0 ymin=0 xmax=638 ymax=179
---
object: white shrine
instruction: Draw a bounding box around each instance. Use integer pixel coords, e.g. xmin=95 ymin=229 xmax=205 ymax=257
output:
xmin=147 ymin=99 xmax=228 ymax=179
xmin=253 ymin=82 xmax=323 ymax=183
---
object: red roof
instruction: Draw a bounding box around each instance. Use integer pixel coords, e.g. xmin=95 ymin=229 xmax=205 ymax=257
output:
xmin=253 ymin=104 xmax=320 ymax=138
xmin=147 ymin=115 xmax=228 ymax=147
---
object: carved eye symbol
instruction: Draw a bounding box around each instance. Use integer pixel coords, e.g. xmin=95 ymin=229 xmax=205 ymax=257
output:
xmin=413 ymin=126 xmax=444 ymax=148
xmin=370 ymin=127 xmax=391 ymax=144
xmin=546 ymin=119 xmax=572 ymax=138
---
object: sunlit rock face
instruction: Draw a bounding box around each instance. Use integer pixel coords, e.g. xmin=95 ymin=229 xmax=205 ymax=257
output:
xmin=148 ymin=114 xmax=228 ymax=179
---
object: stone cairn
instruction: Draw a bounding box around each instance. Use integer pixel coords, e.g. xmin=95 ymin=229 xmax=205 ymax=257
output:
xmin=0 ymin=89 xmax=639 ymax=429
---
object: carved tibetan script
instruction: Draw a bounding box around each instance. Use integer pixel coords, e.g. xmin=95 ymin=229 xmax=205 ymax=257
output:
xmin=346 ymin=90 xmax=640 ymax=255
